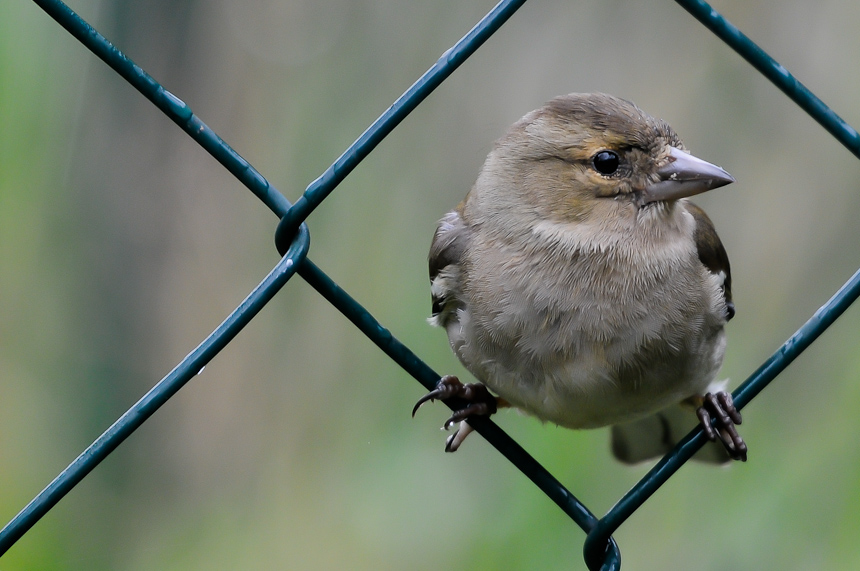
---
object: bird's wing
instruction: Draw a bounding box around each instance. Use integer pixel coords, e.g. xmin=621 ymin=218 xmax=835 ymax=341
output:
xmin=428 ymin=208 xmax=468 ymax=324
xmin=612 ymin=203 xmax=736 ymax=464
xmin=687 ymin=201 xmax=735 ymax=320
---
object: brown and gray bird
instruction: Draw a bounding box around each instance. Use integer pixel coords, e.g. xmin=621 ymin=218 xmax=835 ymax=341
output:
xmin=414 ymin=92 xmax=746 ymax=463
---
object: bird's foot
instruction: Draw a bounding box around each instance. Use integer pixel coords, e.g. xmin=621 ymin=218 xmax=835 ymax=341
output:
xmin=412 ymin=375 xmax=499 ymax=452
xmin=696 ymin=392 xmax=747 ymax=461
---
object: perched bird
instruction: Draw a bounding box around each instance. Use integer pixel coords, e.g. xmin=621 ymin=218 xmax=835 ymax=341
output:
xmin=414 ymin=93 xmax=746 ymax=463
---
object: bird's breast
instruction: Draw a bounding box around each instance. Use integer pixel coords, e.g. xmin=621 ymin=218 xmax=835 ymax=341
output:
xmin=453 ymin=215 xmax=728 ymax=428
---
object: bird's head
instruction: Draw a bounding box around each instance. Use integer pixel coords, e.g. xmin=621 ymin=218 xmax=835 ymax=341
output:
xmin=475 ymin=93 xmax=733 ymax=229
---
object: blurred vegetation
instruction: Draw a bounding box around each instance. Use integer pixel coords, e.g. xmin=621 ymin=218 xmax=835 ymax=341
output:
xmin=2 ymin=0 xmax=860 ymax=569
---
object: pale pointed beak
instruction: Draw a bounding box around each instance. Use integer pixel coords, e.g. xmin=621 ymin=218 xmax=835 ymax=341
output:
xmin=641 ymin=147 xmax=734 ymax=203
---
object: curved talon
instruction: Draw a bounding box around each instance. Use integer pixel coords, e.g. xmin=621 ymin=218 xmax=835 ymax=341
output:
xmin=412 ymin=375 xmax=465 ymax=417
xmin=697 ymin=391 xmax=748 ymax=462
xmin=412 ymin=375 xmax=498 ymax=451
xmin=412 ymin=391 xmax=441 ymax=417
xmin=445 ymin=421 xmax=475 ymax=452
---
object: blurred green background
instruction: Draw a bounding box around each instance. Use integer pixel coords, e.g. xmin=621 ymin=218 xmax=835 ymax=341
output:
xmin=3 ymin=0 xmax=860 ymax=569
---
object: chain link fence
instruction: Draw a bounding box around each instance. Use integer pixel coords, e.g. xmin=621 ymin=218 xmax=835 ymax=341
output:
xmin=2 ymin=0 xmax=859 ymax=568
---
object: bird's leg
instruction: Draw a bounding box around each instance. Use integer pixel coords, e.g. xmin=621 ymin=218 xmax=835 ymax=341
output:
xmin=412 ymin=375 xmax=506 ymax=452
xmin=694 ymin=392 xmax=747 ymax=462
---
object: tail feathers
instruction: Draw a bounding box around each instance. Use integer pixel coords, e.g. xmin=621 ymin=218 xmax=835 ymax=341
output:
xmin=611 ymin=403 xmax=731 ymax=465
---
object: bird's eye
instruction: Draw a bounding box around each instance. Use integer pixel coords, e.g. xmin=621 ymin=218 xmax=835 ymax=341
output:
xmin=592 ymin=150 xmax=620 ymax=175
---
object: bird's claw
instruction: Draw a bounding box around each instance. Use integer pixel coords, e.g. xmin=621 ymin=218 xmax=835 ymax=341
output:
xmin=412 ymin=375 xmax=498 ymax=452
xmin=411 ymin=374 xmax=458 ymax=417
xmin=445 ymin=422 xmax=475 ymax=452
xmin=696 ymin=391 xmax=747 ymax=461
xmin=441 ymin=401 xmax=495 ymax=430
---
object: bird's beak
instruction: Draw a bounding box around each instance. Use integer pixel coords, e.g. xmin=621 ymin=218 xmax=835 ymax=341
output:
xmin=641 ymin=147 xmax=734 ymax=203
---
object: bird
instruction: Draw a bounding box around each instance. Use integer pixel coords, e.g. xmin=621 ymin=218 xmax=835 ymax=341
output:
xmin=413 ymin=92 xmax=746 ymax=463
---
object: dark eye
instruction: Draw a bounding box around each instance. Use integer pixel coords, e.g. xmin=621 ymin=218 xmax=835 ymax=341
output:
xmin=592 ymin=150 xmax=619 ymax=175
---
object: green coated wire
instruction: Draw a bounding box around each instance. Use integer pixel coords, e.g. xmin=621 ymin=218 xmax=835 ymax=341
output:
xmin=4 ymin=0 xmax=860 ymax=569
xmin=677 ymin=0 xmax=860 ymax=159
xmin=274 ymin=0 xmax=530 ymax=253
xmin=5 ymin=0 xmax=614 ymax=564
xmin=29 ymin=0 xmax=292 ymax=217
xmin=583 ymin=2 xmax=860 ymax=567
xmin=0 ymin=224 xmax=312 ymax=554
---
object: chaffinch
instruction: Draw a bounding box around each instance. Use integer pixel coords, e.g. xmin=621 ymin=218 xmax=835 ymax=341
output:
xmin=414 ymin=92 xmax=745 ymax=463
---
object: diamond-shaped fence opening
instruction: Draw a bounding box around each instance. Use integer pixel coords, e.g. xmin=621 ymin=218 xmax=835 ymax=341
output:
xmin=3 ymin=0 xmax=860 ymax=569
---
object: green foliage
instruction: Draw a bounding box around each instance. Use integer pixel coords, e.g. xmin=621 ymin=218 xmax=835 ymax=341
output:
xmin=3 ymin=0 xmax=860 ymax=569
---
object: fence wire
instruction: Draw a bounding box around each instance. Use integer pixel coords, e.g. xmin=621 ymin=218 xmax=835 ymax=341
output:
xmin=2 ymin=0 xmax=859 ymax=569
